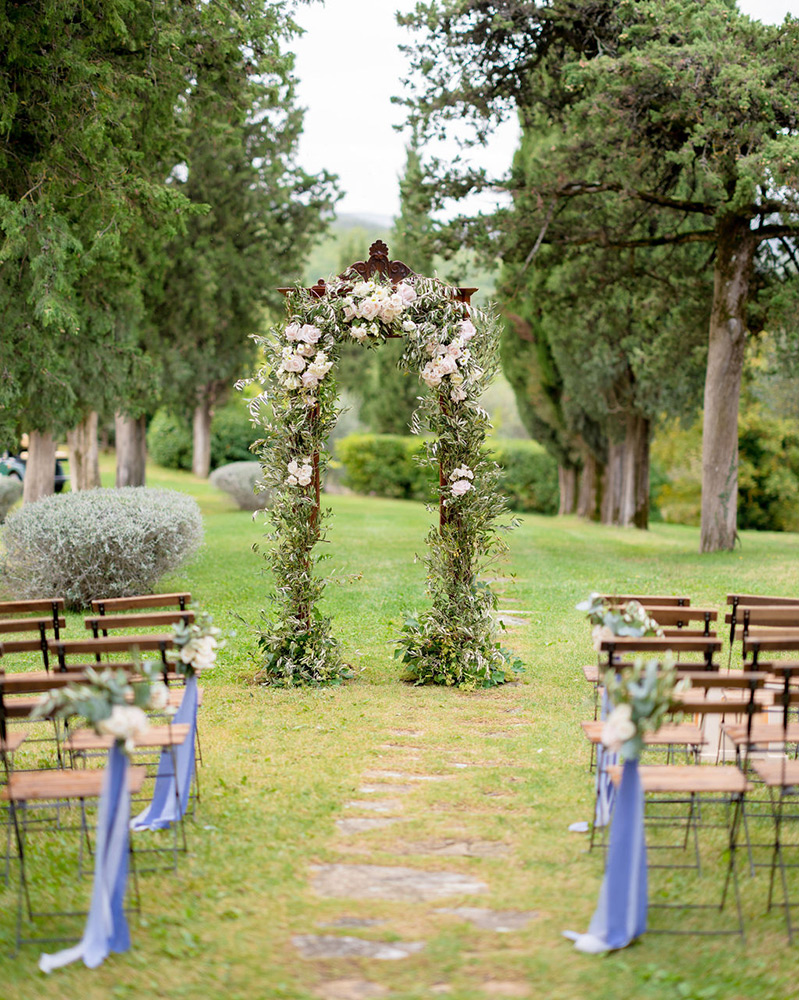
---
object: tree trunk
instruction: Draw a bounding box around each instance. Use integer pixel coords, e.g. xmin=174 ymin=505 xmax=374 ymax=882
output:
xmin=576 ymin=450 xmax=602 ymax=521
xmin=192 ymin=396 xmax=213 ymax=478
xmin=700 ymin=218 xmax=755 ymax=552
xmin=115 ymin=413 xmax=147 ymax=487
xmin=617 ymin=413 xmax=650 ymax=529
xmin=557 ymin=465 xmax=577 ymax=515
xmin=601 ymin=441 xmax=624 ymax=524
xmin=67 ymin=411 xmax=101 ymax=490
xmin=22 ymin=430 xmax=56 ymax=504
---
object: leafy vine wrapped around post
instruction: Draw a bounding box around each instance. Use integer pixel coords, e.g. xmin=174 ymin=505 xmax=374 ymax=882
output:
xmin=247 ymin=248 xmax=521 ymax=688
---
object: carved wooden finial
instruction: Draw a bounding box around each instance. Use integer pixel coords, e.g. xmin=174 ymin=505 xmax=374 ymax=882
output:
xmin=340 ymin=241 xmax=415 ymax=284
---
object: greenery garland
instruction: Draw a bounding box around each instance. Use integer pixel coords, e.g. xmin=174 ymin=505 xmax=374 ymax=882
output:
xmin=248 ymin=270 xmax=521 ymax=688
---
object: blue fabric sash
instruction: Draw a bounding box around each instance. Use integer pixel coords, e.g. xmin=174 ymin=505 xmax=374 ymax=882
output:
xmin=39 ymin=744 xmax=131 ymax=972
xmin=594 ymin=688 xmax=617 ymax=827
xmin=565 ymin=759 xmax=647 ymax=952
xmin=131 ymin=675 xmax=198 ymax=831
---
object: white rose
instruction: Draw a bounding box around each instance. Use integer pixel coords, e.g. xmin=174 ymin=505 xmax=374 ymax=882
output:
xmin=451 ymin=479 xmax=473 ymax=497
xmin=280 ymin=351 xmax=306 ymax=373
xmin=402 ymin=320 xmax=417 ymax=333
xmin=280 ymin=373 xmax=301 ymax=389
xmin=98 ymin=704 xmax=149 ymax=751
xmin=450 ymin=466 xmax=474 ymax=480
xmin=147 ymin=682 xmax=169 ymax=712
xmin=421 ymin=361 xmax=443 ymax=387
xmin=298 ymin=324 xmax=322 ymax=344
xmin=285 ymin=322 xmax=301 ymax=341
xmin=343 ymin=303 xmax=357 ymax=322
xmin=396 ymin=282 xmax=417 ymax=305
xmin=296 ymin=342 xmax=314 ymax=356
xmin=350 ymin=326 xmax=368 ymax=342
xmin=305 ymin=352 xmax=333 ymax=381
xmin=358 ymin=297 xmax=381 ymax=321
xmin=352 ymin=281 xmax=374 ymax=297
xmin=601 ymin=703 xmax=636 ymax=753
xmin=460 ymin=318 xmax=476 ymax=341
xmin=379 ymin=294 xmax=405 ymax=323
xmin=446 ymin=342 xmax=462 ymax=358
xmin=435 ymin=355 xmax=458 ymax=377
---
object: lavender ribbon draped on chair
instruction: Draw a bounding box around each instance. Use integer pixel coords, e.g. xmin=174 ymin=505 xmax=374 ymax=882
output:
xmin=565 ymin=759 xmax=647 ymax=953
xmin=595 ymin=689 xmax=617 ymax=828
xmin=39 ymin=744 xmax=131 ymax=972
xmin=131 ymin=675 xmax=198 ymax=831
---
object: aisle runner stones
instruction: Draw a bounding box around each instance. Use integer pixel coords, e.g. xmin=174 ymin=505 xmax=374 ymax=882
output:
xmin=294 ymin=935 xmax=425 ymax=959
xmin=336 ymin=818 xmax=401 ymax=835
xmin=344 ymin=799 xmax=404 ymax=813
xmin=434 ymin=907 xmax=539 ymax=932
xmin=310 ymin=863 xmax=488 ymax=902
xmin=393 ymin=839 xmax=511 ymax=858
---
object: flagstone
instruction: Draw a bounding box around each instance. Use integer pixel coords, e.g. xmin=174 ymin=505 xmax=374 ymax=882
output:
xmin=393 ymin=839 xmax=511 ymax=858
xmin=336 ymin=818 xmax=402 ymax=835
xmin=310 ymin=863 xmax=488 ymax=902
xmin=480 ymin=982 xmax=530 ymax=997
xmin=434 ymin=907 xmax=539 ymax=932
xmin=358 ymin=784 xmax=414 ymax=795
xmin=294 ymin=934 xmax=424 ymax=960
xmin=345 ymin=799 xmax=405 ymax=813
xmin=363 ymin=769 xmax=453 ymax=782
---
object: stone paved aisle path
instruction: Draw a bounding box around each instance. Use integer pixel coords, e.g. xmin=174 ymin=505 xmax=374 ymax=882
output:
xmin=292 ymin=681 xmax=549 ymax=1000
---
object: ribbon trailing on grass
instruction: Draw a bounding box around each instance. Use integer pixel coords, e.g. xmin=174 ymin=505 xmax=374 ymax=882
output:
xmin=131 ymin=675 xmax=198 ymax=831
xmin=39 ymin=744 xmax=131 ymax=972
xmin=564 ymin=759 xmax=647 ymax=953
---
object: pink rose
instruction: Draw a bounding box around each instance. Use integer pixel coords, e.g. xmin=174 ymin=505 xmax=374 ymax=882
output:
xmin=396 ymin=282 xmax=417 ymax=305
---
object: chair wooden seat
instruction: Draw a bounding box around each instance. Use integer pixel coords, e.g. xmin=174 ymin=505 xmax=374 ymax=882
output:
xmin=581 ymin=720 xmax=706 ymax=747
xmin=749 ymin=759 xmax=799 ymax=787
xmin=722 ymin=722 xmax=799 ymax=746
xmin=607 ymin=764 xmax=752 ymax=794
xmin=0 ymin=731 xmax=27 ymax=754
xmin=66 ymin=723 xmax=191 ymax=753
xmin=582 ymin=664 xmax=599 ymax=684
xmin=2 ymin=764 xmax=147 ymax=802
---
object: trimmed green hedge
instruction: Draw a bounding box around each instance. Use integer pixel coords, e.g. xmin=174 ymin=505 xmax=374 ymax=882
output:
xmin=335 ymin=433 xmax=558 ymax=514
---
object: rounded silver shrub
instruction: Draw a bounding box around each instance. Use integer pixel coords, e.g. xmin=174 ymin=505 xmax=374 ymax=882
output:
xmin=209 ymin=461 xmax=269 ymax=510
xmin=1 ymin=487 xmax=203 ymax=608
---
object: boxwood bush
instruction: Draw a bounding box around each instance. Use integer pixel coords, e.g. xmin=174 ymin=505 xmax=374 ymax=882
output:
xmin=210 ymin=461 xmax=268 ymax=510
xmin=1 ymin=487 xmax=203 ymax=608
xmin=335 ymin=433 xmax=558 ymax=514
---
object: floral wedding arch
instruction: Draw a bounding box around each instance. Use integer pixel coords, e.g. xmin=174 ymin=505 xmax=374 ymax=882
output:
xmin=247 ymin=241 xmax=520 ymax=689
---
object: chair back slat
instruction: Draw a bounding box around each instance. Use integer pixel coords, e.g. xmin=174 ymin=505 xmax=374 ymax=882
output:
xmin=91 ymin=592 xmax=191 ymax=613
xmin=84 ymin=610 xmax=194 ymax=632
xmin=596 ymin=594 xmax=691 ymax=607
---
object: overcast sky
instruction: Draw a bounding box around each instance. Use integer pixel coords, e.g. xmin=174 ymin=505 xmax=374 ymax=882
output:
xmin=292 ymin=0 xmax=799 ymax=220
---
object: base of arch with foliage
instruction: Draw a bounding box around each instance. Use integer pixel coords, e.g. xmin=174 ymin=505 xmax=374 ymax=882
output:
xmin=247 ymin=244 xmax=522 ymax=689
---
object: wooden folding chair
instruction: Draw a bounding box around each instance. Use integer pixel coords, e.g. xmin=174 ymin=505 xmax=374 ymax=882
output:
xmin=0 ymin=598 xmax=66 ymax=672
xmin=606 ymin=674 xmax=765 ymax=938
xmin=726 ymin=594 xmax=799 ymax=666
xmin=3 ymin=763 xmax=146 ymax=954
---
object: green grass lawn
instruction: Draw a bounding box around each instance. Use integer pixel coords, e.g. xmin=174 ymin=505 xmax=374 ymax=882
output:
xmin=2 ymin=462 xmax=799 ymax=998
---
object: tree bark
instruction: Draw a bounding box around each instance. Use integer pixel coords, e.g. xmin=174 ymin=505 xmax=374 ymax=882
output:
xmin=700 ymin=218 xmax=755 ymax=552
xmin=557 ymin=465 xmax=577 ymax=515
xmin=115 ymin=413 xmax=147 ymax=487
xmin=192 ymin=395 xmax=213 ymax=478
xmin=22 ymin=430 xmax=56 ymax=504
xmin=576 ymin=450 xmax=602 ymax=521
xmin=67 ymin=411 xmax=101 ymax=490
xmin=601 ymin=440 xmax=624 ymax=525
xmin=617 ymin=413 xmax=650 ymax=529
